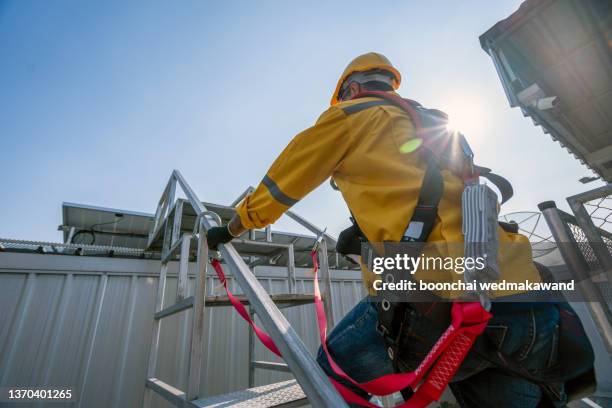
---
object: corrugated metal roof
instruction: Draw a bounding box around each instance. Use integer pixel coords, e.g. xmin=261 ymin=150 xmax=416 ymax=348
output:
xmin=480 ymin=0 xmax=612 ymax=182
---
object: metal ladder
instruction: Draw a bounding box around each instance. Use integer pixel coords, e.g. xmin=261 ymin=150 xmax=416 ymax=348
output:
xmin=142 ymin=170 xmax=348 ymax=408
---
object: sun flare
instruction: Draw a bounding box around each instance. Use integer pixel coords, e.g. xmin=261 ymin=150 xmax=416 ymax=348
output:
xmin=442 ymin=98 xmax=485 ymax=137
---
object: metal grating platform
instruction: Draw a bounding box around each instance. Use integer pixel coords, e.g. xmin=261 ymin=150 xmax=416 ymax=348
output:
xmin=190 ymin=380 xmax=307 ymax=408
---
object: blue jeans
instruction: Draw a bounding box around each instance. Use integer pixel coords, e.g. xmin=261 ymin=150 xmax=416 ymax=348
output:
xmin=316 ymin=298 xmax=568 ymax=408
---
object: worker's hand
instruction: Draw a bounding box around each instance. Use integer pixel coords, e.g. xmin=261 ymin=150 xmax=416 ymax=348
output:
xmin=206 ymin=225 xmax=234 ymax=250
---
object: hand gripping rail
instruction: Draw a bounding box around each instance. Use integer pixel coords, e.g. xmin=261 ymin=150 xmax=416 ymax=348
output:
xmin=158 ymin=170 xmax=347 ymax=408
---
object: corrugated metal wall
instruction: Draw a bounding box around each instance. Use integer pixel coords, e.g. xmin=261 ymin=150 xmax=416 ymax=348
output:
xmin=0 ymin=252 xmax=365 ymax=408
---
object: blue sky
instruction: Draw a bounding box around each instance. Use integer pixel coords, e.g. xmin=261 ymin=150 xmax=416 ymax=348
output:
xmin=0 ymin=0 xmax=602 ymax=242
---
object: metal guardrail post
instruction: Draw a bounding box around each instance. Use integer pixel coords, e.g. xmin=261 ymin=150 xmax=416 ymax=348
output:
xmin=287 ymin=244 xmax=296 ymax=294
xmin=177 ymin=233 xmax=192 ymax=301
xmin=171 ymin=200 xmax=184 ymax=247
xmin=567 ymin=184 xmax=612 ymax=274
xmin=171 ymin=170 xmax=348 ymax=407
xmin=186 ymin=220 xmax=209 ymax=400
xmin=265 ymin=226 xmax=272 ymax=242
xmin=539 ymin=201 xmax=612 ymax=354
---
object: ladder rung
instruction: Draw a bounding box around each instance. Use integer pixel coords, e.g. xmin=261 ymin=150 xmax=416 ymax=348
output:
xmin=155 ymin=296 xmax=194 ymax=320
xmin=251 ymin=360 xmax=290 ymax=372
xmin=146 ymin=377 xmax=186 ymax=406
xmin=204 ymin=293 xmax=316 ymax=308
xmin=154 ymin=293 xmax=316 ymax=320
xmin=162 ymin=234 xmax=191 ymax=264
xmin=190 ymin=379 xmax=306 ymax=408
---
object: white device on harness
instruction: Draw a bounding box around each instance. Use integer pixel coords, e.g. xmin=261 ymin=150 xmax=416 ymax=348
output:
xmin=461 ymin=182 xmax=500 ymax=310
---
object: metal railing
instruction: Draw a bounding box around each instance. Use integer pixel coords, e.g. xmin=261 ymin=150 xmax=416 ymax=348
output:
xmin=567 ymin=184 xmax=612 ymax=274
xmin=538 ymin=184 xmax=612 ymax=355
xmin=145 ymin=170 xmax=347 ymax=407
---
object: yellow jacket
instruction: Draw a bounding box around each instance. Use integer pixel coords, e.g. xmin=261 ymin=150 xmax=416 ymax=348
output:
xmin=236 ymin=93 xmax=540 ymax=295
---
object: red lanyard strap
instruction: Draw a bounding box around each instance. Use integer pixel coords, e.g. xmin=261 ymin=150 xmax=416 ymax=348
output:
xmin=210 ymin=259 xmax=282 ymax=357
xmin=210 ymin=252 xmax=491 ymax=407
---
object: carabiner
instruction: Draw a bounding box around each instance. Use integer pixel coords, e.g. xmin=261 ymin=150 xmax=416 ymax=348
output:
xmin=312 ymin=227 xmax=327 ymax=252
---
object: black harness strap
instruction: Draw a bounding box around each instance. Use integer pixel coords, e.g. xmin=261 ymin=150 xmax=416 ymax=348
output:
xmin=376 ymin=149 xmax=445 ymax=378
xmin=475 ymin=166 xmax=514 ymax=205
xmin=402 ymin=150 xmax=444 ymax=242
xmin=340 ymin=99 xmax=394 ymax=115
xmin=341 ymin=95 xmax=448 ymax=356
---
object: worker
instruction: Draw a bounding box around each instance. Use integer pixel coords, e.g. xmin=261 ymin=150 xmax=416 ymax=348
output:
xmin=206 ymin=53 xmax=594 ymax=407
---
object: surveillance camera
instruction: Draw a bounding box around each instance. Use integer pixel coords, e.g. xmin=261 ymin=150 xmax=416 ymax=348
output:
xmin=535 ymin=96 xmax=559 ymax=110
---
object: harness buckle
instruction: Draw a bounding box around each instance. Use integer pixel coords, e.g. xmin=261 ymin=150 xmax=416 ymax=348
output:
xmin=402 ymin=205 xmax=437 ymax=242
xmin=376 ymin=323 xmax=389 ymax=337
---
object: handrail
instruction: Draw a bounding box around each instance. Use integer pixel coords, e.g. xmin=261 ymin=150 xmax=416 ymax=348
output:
xmin=286 ymin=210 xmax=338 ymax=247
xmin=539 ymin=201 xmax=612 ymax=355
xmin=234 ymin=186 xmax=338 ymax=247
xmin=161 ymin=170 xmax=347 ymax=408
xmin=567 ymin=184 xmax=612 ymax=272
xmin=230 ymin=186 xmax=255 ymax=207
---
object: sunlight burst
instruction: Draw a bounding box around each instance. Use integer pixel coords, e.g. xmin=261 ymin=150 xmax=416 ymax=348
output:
xmin=442 ymin=99 xmax=485 ymax=137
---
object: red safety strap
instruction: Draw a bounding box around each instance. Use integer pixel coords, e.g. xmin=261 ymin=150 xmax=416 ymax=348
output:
xmin=210 ymin=251 xmax=491 ymax=407
xmin=210 ymin=259 xmax=281 ymax=357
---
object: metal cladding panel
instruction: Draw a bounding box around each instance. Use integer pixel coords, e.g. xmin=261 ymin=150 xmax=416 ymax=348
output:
xmin=0 ymin=253 xmax=364 ymax=408
xmin=479 ymin=0 xmax=612 ymax=181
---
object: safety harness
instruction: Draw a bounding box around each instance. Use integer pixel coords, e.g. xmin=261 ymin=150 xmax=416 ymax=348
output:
xmin=210 ymin=92 xmax=520 ymax=406
xmin=342 ymin=90 xmax=515 ymax=363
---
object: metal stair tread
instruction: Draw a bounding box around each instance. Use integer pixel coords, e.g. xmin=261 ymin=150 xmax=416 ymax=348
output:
xmin=156 ymin=293 xmax=316 ymax=319
xmin=189 ymin=379 xmax=307 ymax=408
xmin=205 ymin=293 xmax=315 ymax=307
